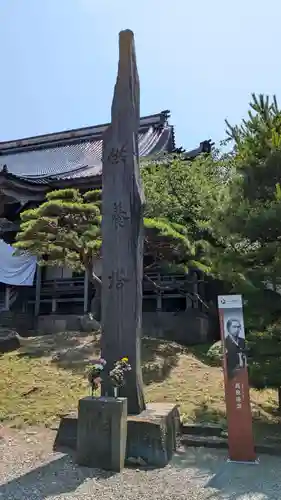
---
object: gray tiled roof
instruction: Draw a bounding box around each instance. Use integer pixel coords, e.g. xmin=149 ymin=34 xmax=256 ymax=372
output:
xmin=0 ymin=111 xmax=174 ymax=184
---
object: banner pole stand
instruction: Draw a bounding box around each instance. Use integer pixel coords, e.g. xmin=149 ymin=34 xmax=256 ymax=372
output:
xmin=218 ymin=294 xmax=256 ymax=463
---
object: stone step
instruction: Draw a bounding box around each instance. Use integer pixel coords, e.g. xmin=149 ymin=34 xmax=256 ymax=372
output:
xmin=181 ymin=423 xmax=224 ymax=437
xmin=181 ymin=434 xmax=281 ymax=457
xmin=182 ymin=434 xmax=228 ymax=449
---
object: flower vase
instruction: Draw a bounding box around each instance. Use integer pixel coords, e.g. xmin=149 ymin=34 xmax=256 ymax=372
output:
xmin=113 ymin=387 xmax=118 ymax=398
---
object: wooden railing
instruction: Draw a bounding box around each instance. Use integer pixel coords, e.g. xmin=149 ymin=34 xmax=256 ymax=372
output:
xmin=143 ymin=273 xmax=187 ymax=293
xmin=0 ymin=285 xmax=19 ymax=312
xmin=27 ymin=272 xmax=206 ymax=314
xmin=40 ymin=273 xmax=190 ymax=296
xmin=41 ymin=277 xmax=85 ymax=297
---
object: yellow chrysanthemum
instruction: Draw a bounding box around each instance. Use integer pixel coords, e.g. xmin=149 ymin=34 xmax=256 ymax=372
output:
xmin=121 ymin=357 xmax=128 ymax=362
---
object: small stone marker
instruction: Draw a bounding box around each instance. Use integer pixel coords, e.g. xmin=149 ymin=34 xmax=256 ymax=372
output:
xmin=76 ymin=396 xmax=127 ymax=471
xmin=101 ymin=29 xmax=145 ymax=415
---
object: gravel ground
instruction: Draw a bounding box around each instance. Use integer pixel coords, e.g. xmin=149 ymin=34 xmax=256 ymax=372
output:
xmin=0 ymin=426 xmax=281 ymax=500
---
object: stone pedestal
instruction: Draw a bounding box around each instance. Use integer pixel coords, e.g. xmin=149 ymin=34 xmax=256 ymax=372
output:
xmin=76 ymin=396 xmax=127 ymax=472
xmin=54 ymin=402 xmax=181 ymax=469
xmin=126 ymin=403 xmax=180 ymax=467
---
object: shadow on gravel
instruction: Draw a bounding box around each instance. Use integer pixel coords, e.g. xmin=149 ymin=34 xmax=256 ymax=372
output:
xmin=0 ymin=454 xmax=116 ymax=499
xmin=172 ymin=446 xmax=281 ymax=499
xmin=205 ymin=454 xmax=280 ymax=500
xmin=1 ymin=443 xmax=280 ymax=499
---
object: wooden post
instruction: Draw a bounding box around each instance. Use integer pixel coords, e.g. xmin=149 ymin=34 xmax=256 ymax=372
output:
xmin=35 ymin=265 xmax=41 ymax=316
xmin=51 ymin=298 xmax=56 ymax=313
xmin=84 ymin=270 xmax=89 ymax=313
xmin=51 ymin=280 xmax=57 ymax=313
xmin=101 ymin=30 xmax=145 ymax=414
xmin=4 ymin=285 xmax=10 ymax=310
xmin=156 ymin=292 xmax=162 ymax=311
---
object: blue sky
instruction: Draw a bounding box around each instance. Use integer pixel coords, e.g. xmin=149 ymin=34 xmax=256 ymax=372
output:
xmin=0 ymin=0 xmax=280 ymax=150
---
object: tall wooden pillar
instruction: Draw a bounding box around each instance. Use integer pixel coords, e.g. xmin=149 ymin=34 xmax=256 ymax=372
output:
xmin=35 ymin=265 xmax=41 ymax=316
xmin=101 ymin=30 xmax=146 ymax=415
xmin=84 ymin=270 xmax=89 ymax=313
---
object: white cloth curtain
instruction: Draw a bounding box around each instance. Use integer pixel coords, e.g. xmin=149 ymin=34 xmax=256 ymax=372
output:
xmin=0 ymin=240 xmax=36 ymax=286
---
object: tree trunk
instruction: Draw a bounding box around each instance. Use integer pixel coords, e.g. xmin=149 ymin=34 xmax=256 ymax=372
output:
xmin=101 ymin=30 xmax=145 ymax=415
xmin=90 ymin=278 xmax=101 ymax=322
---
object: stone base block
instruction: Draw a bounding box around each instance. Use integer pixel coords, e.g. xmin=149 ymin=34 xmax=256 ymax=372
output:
xmin=0 ymin=331 xmax=20 ymax=353
xmin=126 ymin=403 xmax=180 ymax=467
xmin=53 ymin=412 xmax=77 ymax=450
xmin=37 ymin=315 xmax=68 ymax=334
xmin=76 ymin=396 xmax=127 ymax=472
xmin=54 ymin=402 xmax=180 ymax=469
xmin=37 ymin=314 xmax=100 ymax=334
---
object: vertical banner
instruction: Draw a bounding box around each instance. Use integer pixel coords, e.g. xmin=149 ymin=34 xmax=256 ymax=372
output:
xmin=218 ymin=295 xmax=256 ymax=462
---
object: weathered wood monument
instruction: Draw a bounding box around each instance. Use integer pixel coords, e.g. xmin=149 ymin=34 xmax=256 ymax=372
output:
xmin=101 ymin=29 xmax=145 ymax=415
xmin=74 ymin=30 xmax=179 ymax=470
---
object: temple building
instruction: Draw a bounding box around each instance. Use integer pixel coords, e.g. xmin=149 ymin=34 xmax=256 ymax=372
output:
xmin=0 ymin=110 xmax=212 ymax=317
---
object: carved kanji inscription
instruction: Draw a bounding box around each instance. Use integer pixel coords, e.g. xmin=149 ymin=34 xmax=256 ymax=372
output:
xmin=112 ymin=202 xmax=129 ymax=228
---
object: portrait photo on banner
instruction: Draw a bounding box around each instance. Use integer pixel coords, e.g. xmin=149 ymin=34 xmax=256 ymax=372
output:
xmin=223 ymin=307 xmax=247 ymax=379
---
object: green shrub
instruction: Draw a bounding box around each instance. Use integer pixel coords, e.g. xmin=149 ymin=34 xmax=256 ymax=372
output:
xmin=247 ymin=323 xmax=281 ymax=391
xmin=206 ymin=341 xmax=223 ymax=367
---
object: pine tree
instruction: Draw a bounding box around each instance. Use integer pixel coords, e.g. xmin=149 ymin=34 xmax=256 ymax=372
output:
xmin=222 ymin=94 xmax=281 ymax=292
xmin=14 ymin=188 xmax=103 ymax=318
xmin=219 ymin=94 xmax=281 ymax=406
